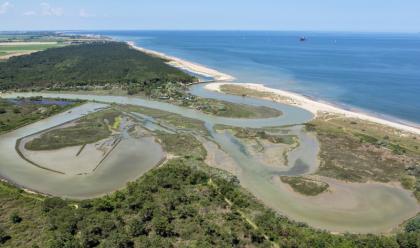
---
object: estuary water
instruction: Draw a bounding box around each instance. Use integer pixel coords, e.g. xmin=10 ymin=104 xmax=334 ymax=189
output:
xmin=76 ymin=30 xmax=420 ymax=125
xmin=1 ymin=85 xmax=418 ymax=233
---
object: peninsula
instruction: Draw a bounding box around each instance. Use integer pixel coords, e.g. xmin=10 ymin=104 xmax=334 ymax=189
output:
xmin=0 ymin=32 xmax=418 ymax=248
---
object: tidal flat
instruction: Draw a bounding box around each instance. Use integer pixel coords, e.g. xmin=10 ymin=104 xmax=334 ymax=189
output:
xmin=1 ymin=83 xmax=418 ymax=233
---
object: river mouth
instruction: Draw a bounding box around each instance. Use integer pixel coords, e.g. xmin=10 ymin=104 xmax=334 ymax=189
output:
xmin=0 ymin=84 xmax=418 ymax=233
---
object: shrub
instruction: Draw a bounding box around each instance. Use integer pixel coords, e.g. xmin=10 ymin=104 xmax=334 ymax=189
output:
xmin=104 ymin=233 xmax=134 ymax=248
xmin=405 ymin=217 xmax=420 ymax=232
xmin=10 ymin=212 xmax=22 ymax=223
xmin=0 ymin=228 xmax=11 ymax=244
xmin=129 ymin=219 xmax=149 ymax=237
xmin=43 ymin=197 xmax=67 ymax=212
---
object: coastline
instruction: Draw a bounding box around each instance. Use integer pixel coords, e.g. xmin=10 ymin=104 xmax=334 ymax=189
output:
xmin=127 ymin=41 xmax=235 ymax=82
xmin=206 ymin=82 xmax=420 ymax=136
xmin=124 ymin=40 xmax=420 ymax=136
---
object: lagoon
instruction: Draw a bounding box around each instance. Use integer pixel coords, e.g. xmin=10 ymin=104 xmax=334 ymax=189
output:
xmin=0 ymin=84 xmax=418 ymax=233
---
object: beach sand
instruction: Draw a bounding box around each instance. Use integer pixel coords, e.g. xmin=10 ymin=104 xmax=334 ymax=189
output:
xmin=127 ymin=41 xmax=235 ymax=82
xmin=206 ymin=82 xmax=420 ymax=136
xmin=125 ymin=42 xmax=420 ymax=136
xmin=104 ymin=41 xmax=419 ymax=136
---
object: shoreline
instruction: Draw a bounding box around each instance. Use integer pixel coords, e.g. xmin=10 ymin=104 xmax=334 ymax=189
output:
xmin=206 ymin=82 xmax=420 ymax=135
xmin=126 ymin=41 xmax=235 ymax=82
xmin=124 ymin=40 xmax=420 ymax=136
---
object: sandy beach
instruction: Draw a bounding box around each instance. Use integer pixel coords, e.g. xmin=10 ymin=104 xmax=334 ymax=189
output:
xmin=126 ymin=41 xmax=420 ymax=136
xmin=206 ymin=82 xmax=420 ymax=135
xmin=127 ymin=41 xmax=235 ymax=82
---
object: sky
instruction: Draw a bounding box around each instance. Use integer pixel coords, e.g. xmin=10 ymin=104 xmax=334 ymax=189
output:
xmin=1 ymin=0 xmax=420 ymax=32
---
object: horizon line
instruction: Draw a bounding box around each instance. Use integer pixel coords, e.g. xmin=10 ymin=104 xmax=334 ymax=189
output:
xmin=1 ymin=29 xmax=420 ymax=34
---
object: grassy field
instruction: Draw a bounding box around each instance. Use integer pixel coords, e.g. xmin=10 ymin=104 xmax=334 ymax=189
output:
xmin=192 ymin=98 xmax=282 ymax=119
xmin=307 ymin=114 xmax=420 ymax=200
xmin=0 ymin=43 xmax=63 ymax=52
xmin=280 ymin=176 xmax=329 ymax=196
xmin=116 ymin=104 xmax=209 ymax=135
xmin=0 ymin=98 xmax=82 ymax=135
xmin=0 ymin=31 xmax=108 ymax=60
xmin=156 ymin=132 xmax=207 ymax=160
xmin=0 ymin=43 xmax=65 ymax=60
xmin=0 ymin=34 xmax=37 ymax=41
xmin=219 ymin=84 xmax=279 ymax=99
xmin=0 ymin=32 xmax=69 ymax=42
xmin=24 ymin=110 xmax=119 ymax=151
xmin=215 ymin=125 xmax=297 ymax=145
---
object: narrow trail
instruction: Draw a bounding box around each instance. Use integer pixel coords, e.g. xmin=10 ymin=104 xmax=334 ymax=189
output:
xmin=207 ymin=178 xmax=280 ymax=248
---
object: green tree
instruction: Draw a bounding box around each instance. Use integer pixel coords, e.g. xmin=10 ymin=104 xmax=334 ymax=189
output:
xmin=405 ymin=217 xmax=420 ymax=232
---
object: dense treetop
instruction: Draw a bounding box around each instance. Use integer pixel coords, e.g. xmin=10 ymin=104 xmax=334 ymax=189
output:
xmin=2 ymin=158 xmax=419 ymax=247
xmin=0 ymin=42 xmax=195 ymax=90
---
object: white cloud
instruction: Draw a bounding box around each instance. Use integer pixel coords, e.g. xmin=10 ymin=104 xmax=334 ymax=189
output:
xmin=40 ymin=2 xmax=63 ymax=16
xmin=23 ymin=10 xmax=36 ymax=16
xmin=0 ymin=1 xmax=12 ymax=15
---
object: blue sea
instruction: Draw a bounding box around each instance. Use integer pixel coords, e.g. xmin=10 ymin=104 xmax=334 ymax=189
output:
xmin=76 ymin=31 xmax=420 ymax=125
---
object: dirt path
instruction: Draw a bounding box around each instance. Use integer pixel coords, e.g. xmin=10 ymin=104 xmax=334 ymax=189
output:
xmin=208 ymin=178 xmax=279 ymax=248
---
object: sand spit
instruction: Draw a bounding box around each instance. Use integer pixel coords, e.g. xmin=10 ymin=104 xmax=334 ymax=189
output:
xmin=127 ymin=41 xmax=235 ymax=82
xmin=206 ymin=82 xmax=420 ymax=136
xmin=123 ymin=41 xmax=420 ymax=136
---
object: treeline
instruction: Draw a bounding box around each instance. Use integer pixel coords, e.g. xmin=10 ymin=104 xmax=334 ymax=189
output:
xmin=0 ymin=97 xmax=82 ymax=134
xmin=1 ymin=158 xmax=419 ymax=247
xmin=0 ymin=42 xmax=196 ymax=90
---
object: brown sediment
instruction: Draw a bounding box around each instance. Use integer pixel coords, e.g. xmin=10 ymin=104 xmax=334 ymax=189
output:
xmin=15 ymin=138 xmax=66 ymax=175
xmin=0 ymin=177 xmax=51 ymax=198
xmin=75 ymin=144 xmax=87 ymax=156
xmin=93 ymin=137 xmax=122 ymax=172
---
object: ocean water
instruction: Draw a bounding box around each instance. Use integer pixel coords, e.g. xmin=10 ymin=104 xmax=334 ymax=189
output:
xmin=76 ymin=31 xmax=420 ymax=125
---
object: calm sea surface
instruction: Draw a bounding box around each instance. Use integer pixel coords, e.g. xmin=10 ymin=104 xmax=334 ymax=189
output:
xmin=76 ymin=31 xmax=420 ymax=125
